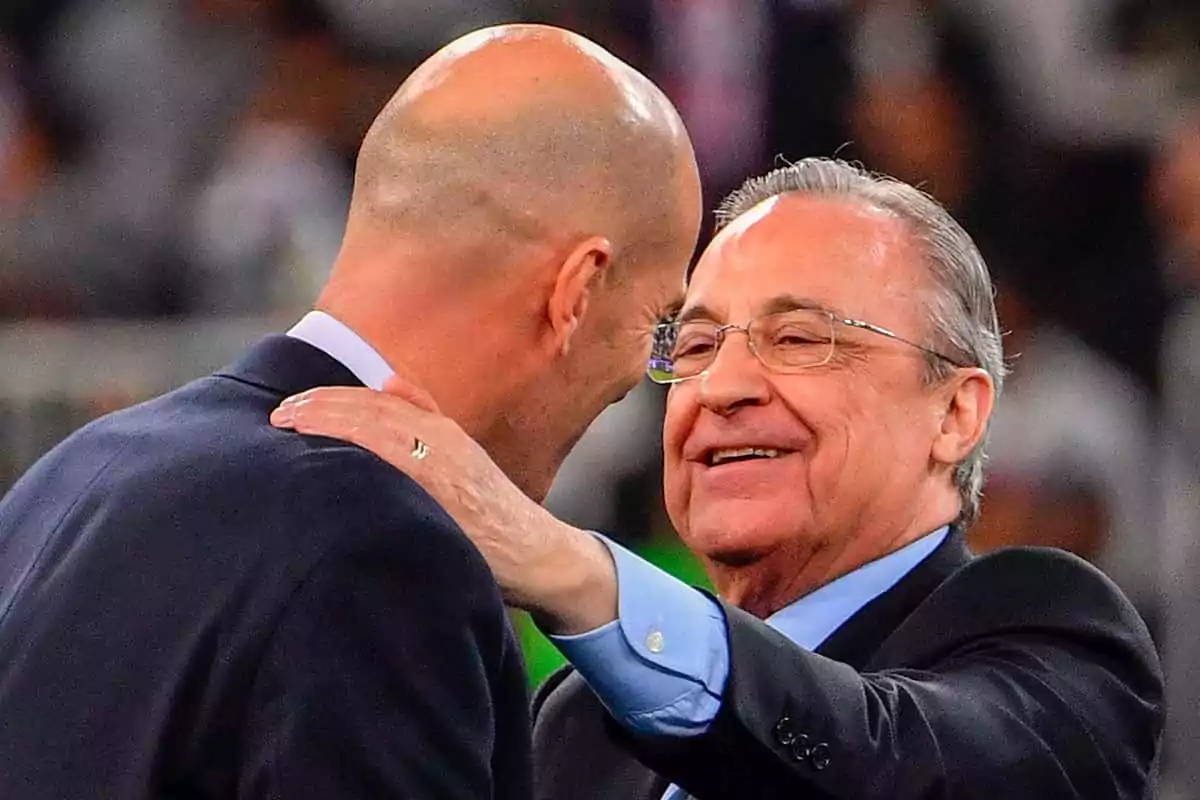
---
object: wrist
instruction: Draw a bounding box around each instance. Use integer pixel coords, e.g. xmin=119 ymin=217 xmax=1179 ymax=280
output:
xmin=527 ymin=517 xmax=618 ymax=635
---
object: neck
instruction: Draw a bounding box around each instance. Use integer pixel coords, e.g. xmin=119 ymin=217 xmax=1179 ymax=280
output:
xmin=472 ymin=410 xmax=570 ymax=503
xmin=316 ymin=273 xmax=502 ymax=416
xmin=708 ymin=545 xmax=834 ymax=620
xmin=315 ymin=251 xmax=563 ymax=500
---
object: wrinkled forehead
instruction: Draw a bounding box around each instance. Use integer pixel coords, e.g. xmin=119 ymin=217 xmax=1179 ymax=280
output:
xmin=681 ymin=194 xmax=928 ymax=324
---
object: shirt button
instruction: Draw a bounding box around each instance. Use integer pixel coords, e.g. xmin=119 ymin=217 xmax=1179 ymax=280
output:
xmin=645 ymin=630 xmax=665 ymax=654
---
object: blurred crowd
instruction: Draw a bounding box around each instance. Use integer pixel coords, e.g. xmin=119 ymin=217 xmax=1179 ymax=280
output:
xmin=1 ymin=0 xmax=1200 ymax=792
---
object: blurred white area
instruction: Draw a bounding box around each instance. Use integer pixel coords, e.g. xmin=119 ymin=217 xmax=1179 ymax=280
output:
xmin=188 ymin=123 xmax=349 ymax=315
xmin=957 ymin=0 xmax=1178 ymax=145
xmin=46 ymin=0 xmax=260 ymax=232
xmin=0 ymin=317 xmax=282 ymax=483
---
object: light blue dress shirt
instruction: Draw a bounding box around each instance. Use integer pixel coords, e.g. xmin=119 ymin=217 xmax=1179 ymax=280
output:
xmin=287 ymin=310 xmax=394 ymax=390
xmin=552 ymin=526 xmax=950 ymax=737
xmin=553 ymin=527 xmax=948 ymax=800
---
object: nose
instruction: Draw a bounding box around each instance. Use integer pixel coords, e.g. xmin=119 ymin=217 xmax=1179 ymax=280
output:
xmin=696 ymin=328 xmax=770 ymax=415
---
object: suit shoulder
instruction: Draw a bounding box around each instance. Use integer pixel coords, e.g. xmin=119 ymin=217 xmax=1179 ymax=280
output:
xmin=913 ymin=545 xmax=1157 ymax=656
xmin=951 ymin=546 xmax=1136 ymax=611
xmin=283 ymin=442 xmax=451 ymax=529
xmin=281 ymin=442 xmax=496 ymax=581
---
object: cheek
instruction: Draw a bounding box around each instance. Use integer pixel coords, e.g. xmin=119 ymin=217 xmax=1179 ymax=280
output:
xmin=809 ymin=381 xmax=929 ymax=507
xmin=779 ymin=378 xmax=885 ymax=522
xmin=661 ymin=390 xmax=696 ymax=532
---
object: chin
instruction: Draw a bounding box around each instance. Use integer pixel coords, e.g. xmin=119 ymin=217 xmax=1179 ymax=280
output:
xmin=678 ymin=505 xmax=807 ymax=567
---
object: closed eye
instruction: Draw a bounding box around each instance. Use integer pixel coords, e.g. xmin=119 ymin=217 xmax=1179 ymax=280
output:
xmin=674 ymin=340 xmax=716 ymax=359
xmin=771 ymin=326 xmax=831 ymax=346
xmin=775 ymin=333 xmax=827 ymax=345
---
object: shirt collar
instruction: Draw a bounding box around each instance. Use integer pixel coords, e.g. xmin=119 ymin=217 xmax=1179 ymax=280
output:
xmin=286 ymin=310 xmax=394 ymax=391
xmin=766 ymin=526 xmax=950 ymax=651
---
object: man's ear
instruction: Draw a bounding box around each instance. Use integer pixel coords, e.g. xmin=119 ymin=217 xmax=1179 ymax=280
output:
xmin=930 ymin=368 xmax=995 ymax=467
xmin=546 ymin=236 xmax=613 ymax=357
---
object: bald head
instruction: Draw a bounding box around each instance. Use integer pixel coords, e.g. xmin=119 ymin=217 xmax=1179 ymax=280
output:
xmin=342 ymin=24 xmax=700 ymax=280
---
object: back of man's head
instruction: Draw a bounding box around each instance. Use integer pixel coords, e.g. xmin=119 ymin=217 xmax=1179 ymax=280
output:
xmin=318 ymin=24 xmax=702 ymax=498
xmin=335 ymin=24 xmax=697 ymax=291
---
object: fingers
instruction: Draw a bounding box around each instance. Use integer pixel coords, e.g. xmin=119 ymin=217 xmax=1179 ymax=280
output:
xmin=273 ymin=387 xmax=425 ymax=428
xmin=271 ymin=388 xmax=429 ymax=469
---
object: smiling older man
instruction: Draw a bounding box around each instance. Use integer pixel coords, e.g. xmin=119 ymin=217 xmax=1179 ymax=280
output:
xmin=273 ymin=158 xmax=1164 ymax=799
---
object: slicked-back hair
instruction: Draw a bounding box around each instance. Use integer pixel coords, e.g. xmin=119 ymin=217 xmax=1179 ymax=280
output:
xmin=713 ymin=158 xmax=1005 ymax=528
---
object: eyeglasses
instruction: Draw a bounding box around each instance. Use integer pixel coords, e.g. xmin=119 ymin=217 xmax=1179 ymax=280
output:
xmin=647 ymin=308 xmax=969 ymax=384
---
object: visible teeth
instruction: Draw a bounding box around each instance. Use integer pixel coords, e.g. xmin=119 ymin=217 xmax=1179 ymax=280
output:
xmin=710 ymin=447 xmax=780 ymax=466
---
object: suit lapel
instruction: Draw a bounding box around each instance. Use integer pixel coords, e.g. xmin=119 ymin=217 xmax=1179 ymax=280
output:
xmin=816 ymin=528 xmax=972 ymax=669
xmin=216 ymin=335 xmax=364 ymax=397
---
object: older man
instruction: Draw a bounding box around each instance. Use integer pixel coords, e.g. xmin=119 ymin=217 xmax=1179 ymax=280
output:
xmin=0 ymin=25 xmax=701 ymax=800
xmin=274 ymin=158 xmax=1163 ymax=798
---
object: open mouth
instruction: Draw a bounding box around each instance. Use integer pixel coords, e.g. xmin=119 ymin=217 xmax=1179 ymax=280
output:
xmin=706 ymin=447 xmax=785 ymax=467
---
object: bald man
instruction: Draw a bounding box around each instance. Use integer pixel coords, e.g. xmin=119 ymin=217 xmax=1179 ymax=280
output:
xmin=0 ymin=25 xmax=701 ymax=800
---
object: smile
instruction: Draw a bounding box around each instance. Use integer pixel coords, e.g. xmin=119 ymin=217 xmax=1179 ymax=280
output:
xmin=707 ymin=447 xmax=784 ymax=467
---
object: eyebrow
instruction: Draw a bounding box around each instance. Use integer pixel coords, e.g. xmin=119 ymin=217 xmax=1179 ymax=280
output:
xmin=760 ymin=294 xmax=837 ymax=316
xmin=675 ymin=303 xmax=718 ymax=324
xmin=676 ymin=294 xmax=840 ymax=324
xmin=658 ymin=295 xmax=686 ymax=322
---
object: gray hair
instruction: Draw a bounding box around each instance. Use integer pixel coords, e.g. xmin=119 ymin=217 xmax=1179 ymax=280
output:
xmin=713 ymin=157 xmax=1006 ymax=528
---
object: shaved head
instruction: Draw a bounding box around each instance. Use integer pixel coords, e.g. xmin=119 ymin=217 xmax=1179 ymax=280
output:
xmin=343 ymin=24 xmax=698 ymax=279
xmin=320 ymin=24 xmax=701 ymax=499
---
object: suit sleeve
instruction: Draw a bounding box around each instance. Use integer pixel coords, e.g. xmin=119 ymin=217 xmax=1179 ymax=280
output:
xmin=237 ymin=451 xmax=524 ymax=799
xmin=629 ymin=549 xmax=1164 ymax=800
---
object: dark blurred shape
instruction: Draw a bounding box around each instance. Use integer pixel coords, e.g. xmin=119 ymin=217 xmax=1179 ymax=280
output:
xmin=1154 ymin=108 xmax=1200 ymax=800
xmin=314 ymin=0 xmax=521 ymax=61
xmin=0 ymin=0 xmax=269 ymax=318
xmin=975 ymin=280 xmax=1159 ymax=622
xmin=846 ymin=0 xmax=1032 ymax=284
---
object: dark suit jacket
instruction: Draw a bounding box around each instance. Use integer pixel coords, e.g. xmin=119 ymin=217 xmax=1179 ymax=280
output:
xmin=532 ymin=532 xmax=1162 ymax=799
xmin=0 ymin=335 xmax=531 ymax=799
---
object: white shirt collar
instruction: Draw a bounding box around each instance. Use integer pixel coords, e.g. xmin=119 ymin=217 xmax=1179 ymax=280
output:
xmin=286 ymin=310 xmax=394 ymax=390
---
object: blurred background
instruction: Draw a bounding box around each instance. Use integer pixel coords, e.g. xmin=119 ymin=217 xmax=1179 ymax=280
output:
xmin=0 ymin=0 xmax=1197 ymax=793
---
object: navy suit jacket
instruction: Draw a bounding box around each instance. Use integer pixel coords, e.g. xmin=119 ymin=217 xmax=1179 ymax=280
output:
xmin=533 ymin=532 xmax=1163 ymax=799
xmin=0 ymin=335 xmax=531 ymax=799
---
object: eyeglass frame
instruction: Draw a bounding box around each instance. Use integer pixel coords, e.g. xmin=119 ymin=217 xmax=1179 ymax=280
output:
xmin=647 ymin=308 xmax=972 ymax=385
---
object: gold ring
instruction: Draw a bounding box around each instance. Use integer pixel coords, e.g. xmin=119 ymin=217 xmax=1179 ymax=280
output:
xmin=411 ymin=438 xmax=430 ymax=461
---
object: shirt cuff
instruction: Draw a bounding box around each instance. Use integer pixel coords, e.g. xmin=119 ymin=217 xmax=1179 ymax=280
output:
xmin=549 ymin=535 xmax=730 ymax=736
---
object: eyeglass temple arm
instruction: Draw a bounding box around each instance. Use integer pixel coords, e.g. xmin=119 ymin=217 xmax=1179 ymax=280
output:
xmin=839 ymin=318 xmax=967 ymax=367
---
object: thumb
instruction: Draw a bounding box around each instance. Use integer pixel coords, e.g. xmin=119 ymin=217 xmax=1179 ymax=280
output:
xmin=383 ymin=372 xmax=441 ymax=414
